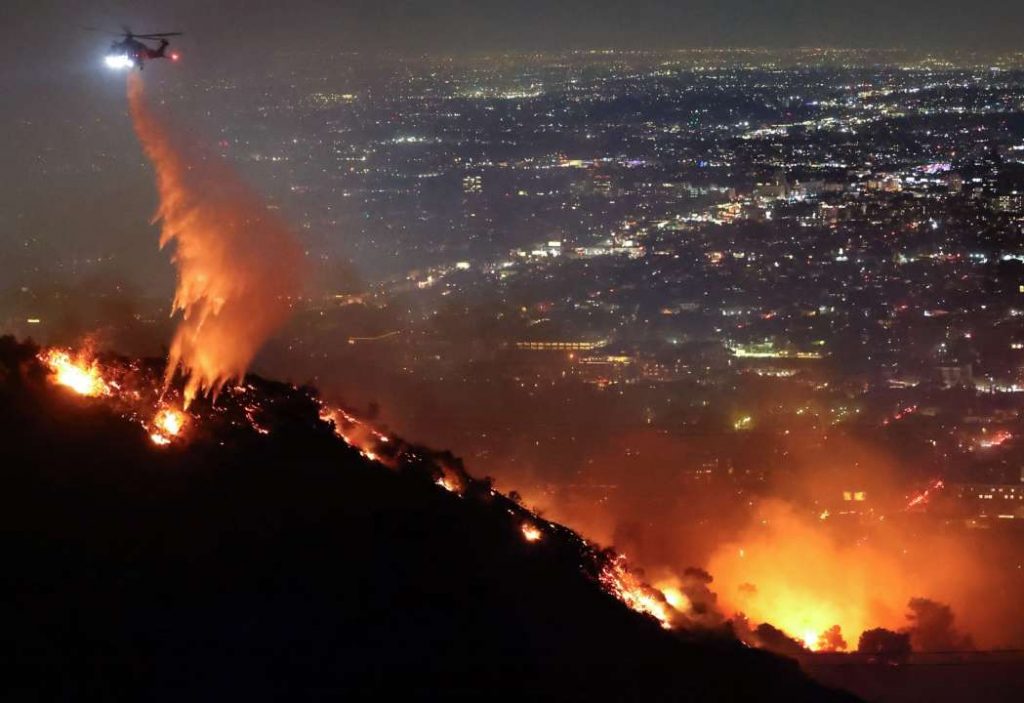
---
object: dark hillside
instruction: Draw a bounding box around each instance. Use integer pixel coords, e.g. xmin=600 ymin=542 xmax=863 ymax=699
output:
xmin=0 ymin=337 xmax=853 ymax=701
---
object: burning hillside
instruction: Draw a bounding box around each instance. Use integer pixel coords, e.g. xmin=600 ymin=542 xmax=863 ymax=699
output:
xmin=31 ymin=340 xmax=708 ymax=633
xmin=0 ymin=336 xmax=851 ymax=700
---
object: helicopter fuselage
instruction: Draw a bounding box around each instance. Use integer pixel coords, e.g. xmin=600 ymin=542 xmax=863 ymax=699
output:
xmin=106 ymin=35 xmax=176 ymax=70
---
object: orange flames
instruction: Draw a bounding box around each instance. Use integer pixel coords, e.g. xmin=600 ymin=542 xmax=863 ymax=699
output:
xmin=39 ymin=347 xmax=193 ymax=447
xmin=127 ymin=74 xmax=304 ymax=407
xmin=41 ymin=349 xmax=110 ymax=397
xmin=599 ymin=554 xmax=676 ymax=630
xmin=36 ymin=346 xmax=714 ymax=640
xmin=319 ymin=403 xmax=397 ymax=468
xmin=40 ymin=342 xmax=1000 ymax=652
xmin=435 ymin=466 xmax=466 ymax=495
xmin=520 ymin=521 xmax=544 ymax=544
xmin=150 ymin=407 xmax=187 ymax=446
xmin=521 ymin=523 xmax=543 ymax=542
xmin=705 ymin=497 xmax=994 ymax=651
xmin=707 ymin=501 xmax=882 ymax=650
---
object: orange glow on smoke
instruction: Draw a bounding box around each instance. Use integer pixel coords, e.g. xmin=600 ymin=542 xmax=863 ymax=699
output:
xmin=654 ymin=583 xmax=692 ymax=613
xmin=41 ymin=349 xmax=110 ymax=397
xmin=707 ymin=501 xmax=887 ymax=649
xmin=704 ymin=498 xmax=989 ymax=650
xmin=127 ymin=74 xmax=304 ymax=407
xmin=436 ymin=473 xmax=463 ymax=495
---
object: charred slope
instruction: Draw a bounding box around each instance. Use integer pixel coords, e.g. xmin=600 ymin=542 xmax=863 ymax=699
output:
xmin=0 ymin=338 xmax=852 ymax=701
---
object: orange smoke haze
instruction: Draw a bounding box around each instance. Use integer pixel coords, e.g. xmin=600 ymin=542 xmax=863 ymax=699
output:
xmin=480 ymin=427 xmax=1024 ymax=650
xmin=709 ymin=499 xmax=929 ymax=649
xmin=127 ymin=74 xmax=304 ymax=406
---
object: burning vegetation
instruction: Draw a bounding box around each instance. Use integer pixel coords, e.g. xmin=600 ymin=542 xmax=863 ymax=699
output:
xmin=4 ymin=337 xmax=852 ymax=701
xmin=41 ymin=348 xmax=110 ymax=398
xmin=32 ymin=340 xmax=705 ymax=635
xmin=35 ymin=341 xmax=995 ymax=661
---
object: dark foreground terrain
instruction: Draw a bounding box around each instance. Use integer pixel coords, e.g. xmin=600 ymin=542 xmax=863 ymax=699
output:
xmin=0 ymin=337 xmax=851 ymax=701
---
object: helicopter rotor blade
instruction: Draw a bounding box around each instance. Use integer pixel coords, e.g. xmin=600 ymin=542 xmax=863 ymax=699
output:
xmin=134 ymin=32 xmax=184 ymax=38
xmin=80 ymin=26 xmax=124 ymax=37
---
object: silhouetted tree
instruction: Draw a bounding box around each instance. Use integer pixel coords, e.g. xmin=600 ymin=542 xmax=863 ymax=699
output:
xmin=858 ymin=628 xmax=911 ymax=665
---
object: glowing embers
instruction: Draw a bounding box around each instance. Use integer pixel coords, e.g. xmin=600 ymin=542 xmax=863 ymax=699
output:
xmin=150 ymin=407 xmax=187 ymax=446
xmin=40 ymin=349 xmax=111 ymax=397
xmin=599 ymin=554 xmax=675 ymax=630
xmin=906 ymin=479 xmax=945 ymax=510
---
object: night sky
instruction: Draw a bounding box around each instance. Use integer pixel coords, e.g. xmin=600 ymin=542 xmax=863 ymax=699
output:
xmin=3 ymin=0 xmax=1024 ymax=70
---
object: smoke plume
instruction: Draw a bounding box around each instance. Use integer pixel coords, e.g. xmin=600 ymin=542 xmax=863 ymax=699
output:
xmin=127 ymin=74 xmax=304 ymax=406
xmin=905 ymin=597 xmax=974 ymax=652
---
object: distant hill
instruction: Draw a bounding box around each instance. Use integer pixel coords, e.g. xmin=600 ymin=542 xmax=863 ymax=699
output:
xmin=0 ymin=337 xmax=853 ymax=701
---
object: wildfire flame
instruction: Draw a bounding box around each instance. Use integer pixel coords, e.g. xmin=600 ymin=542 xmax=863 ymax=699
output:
xmin=36 ymin=343 xmax=697 ymax=645
xmin=435 ymin=468 xmax=465 ymax=495
xmin=599 ymin=554 xmax=676 ymax=630
xmin=42 ymin=343 xmax=948 ymax=654
xmin=150 ymin=407 xmax=187 ymax=446
xmin=40 ymin=349 xmax=110 ymax=397
xmin=39 ymin=347 xmax=194 ymax=447
xmin=319 ymin=403 xmax=397 ymax=468
xmin=521 ymin=523 xmax=543 ymax=542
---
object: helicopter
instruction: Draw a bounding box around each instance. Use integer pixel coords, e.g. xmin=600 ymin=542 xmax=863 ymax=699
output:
xmin=91 ymin=27 xmax=183 ymax=70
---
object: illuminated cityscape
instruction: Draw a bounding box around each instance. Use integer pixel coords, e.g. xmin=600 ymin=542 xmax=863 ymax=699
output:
xmin=15 ymin=50 xmax=1024 ymax=519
